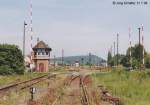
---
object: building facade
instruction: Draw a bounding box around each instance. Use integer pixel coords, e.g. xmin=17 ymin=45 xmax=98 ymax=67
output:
xmin=32 ymin=41 xmax=52 ymax=72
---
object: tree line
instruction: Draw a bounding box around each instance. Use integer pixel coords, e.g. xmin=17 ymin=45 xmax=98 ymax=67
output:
xmin=107 ymin=44 xmax=150 ymax=69
xmin=0 ymin=44 xmax=24 ymax=75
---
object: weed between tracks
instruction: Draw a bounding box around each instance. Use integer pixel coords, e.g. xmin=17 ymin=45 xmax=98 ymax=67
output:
xmin=93 ymin=70 xmax=150 ymax=105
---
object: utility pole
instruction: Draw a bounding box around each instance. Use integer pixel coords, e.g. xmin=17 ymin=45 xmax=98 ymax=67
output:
xmin=114 ymin=41 xmax=116 ymax=67
xmin=23 ymin=21 xmax=27 ymax=58
xmin=138 ymin=28 xmax=141 ymax=70
xmin=117 ymin=34 xmax=119 ymax=66
xmin=141 ymin=25 xmax=145 ymax=70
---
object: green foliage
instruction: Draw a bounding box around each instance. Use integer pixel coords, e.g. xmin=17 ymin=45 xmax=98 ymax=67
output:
xmin=0 ymin=44 xmax=24 ymax=75
xmin=94 ymin=70 xmax=150 ymax=105
xmin=0 ymin=65 xmax=13 ymax=75
xmin=107 ymin=44 xmax=150 ymax=69
xmin=120 ymin=55 xmax=130 ymax=67
xmin=145 ymin=53 xmax=150 ymax=68
xmin=126 ymin=44 xmax=144 ymax=68
xmin=107 ymin=53 xmax=126 ymax=67
xmin=125 ymin=44 xmax=150 ymax=69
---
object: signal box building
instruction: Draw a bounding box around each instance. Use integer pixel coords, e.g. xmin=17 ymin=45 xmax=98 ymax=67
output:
xmin=32 ymin=41 xmax=52 ymax=72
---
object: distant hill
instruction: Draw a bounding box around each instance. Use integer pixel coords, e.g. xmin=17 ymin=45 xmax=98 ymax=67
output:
xmin=52 ymin=54 xmax=106 ymax=65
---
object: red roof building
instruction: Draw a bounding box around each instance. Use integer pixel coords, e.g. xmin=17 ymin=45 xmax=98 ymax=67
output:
xmin=32 ymin=41 xmax=52 ymax=72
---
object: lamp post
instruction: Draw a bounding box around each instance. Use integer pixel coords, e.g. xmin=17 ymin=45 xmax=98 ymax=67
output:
xmin=23 ymin=21 xmax=27 ymax=58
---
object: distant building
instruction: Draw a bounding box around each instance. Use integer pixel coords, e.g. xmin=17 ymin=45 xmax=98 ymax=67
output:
xmin=74 ymin=61 xmax=80 ymax=67
xmin=32 ymin=41 xmax=52 ymax=72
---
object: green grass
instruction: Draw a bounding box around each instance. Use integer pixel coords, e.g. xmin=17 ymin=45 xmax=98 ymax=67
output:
xmin=49 ymin=67 xmax=64 ymax=71
xmin=93 ymin=69 xmax=150 ymax=105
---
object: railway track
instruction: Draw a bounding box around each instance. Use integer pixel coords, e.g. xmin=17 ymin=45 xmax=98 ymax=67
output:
xmin=51 ymin=74 xmax=91 ymax=105
xmin=0 ymin=74 xmax=56 ymax=97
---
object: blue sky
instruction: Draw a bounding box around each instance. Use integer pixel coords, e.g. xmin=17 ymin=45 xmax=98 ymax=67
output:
xmin=0 ymin=0 xmax=150 ymax=59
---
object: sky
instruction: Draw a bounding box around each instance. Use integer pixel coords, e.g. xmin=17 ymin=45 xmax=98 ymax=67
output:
xmin=0 ymin=0 xmax=150 ymax=59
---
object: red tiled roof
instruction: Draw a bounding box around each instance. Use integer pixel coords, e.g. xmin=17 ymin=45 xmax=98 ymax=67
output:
xmin=33 ymin=41 xmax=51 ymax=50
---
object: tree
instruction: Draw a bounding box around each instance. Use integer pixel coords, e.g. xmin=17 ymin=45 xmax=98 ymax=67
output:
xmin=145 ymin=53 xmax=150 ymax=68
xmin=125 ymin=44 xmax=150 ymax=69
xmin=107 ymin=51 xmax=112 ymax=66
xmin=120 ymin=55 xmax=130 ymax=67
xmin=127 ymin=44 xmax=146 ymax=62
xmin=0 ymin=44 xmax=25 ymax=75
xmin=107 ymin=44 xmax=150 ymax=69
